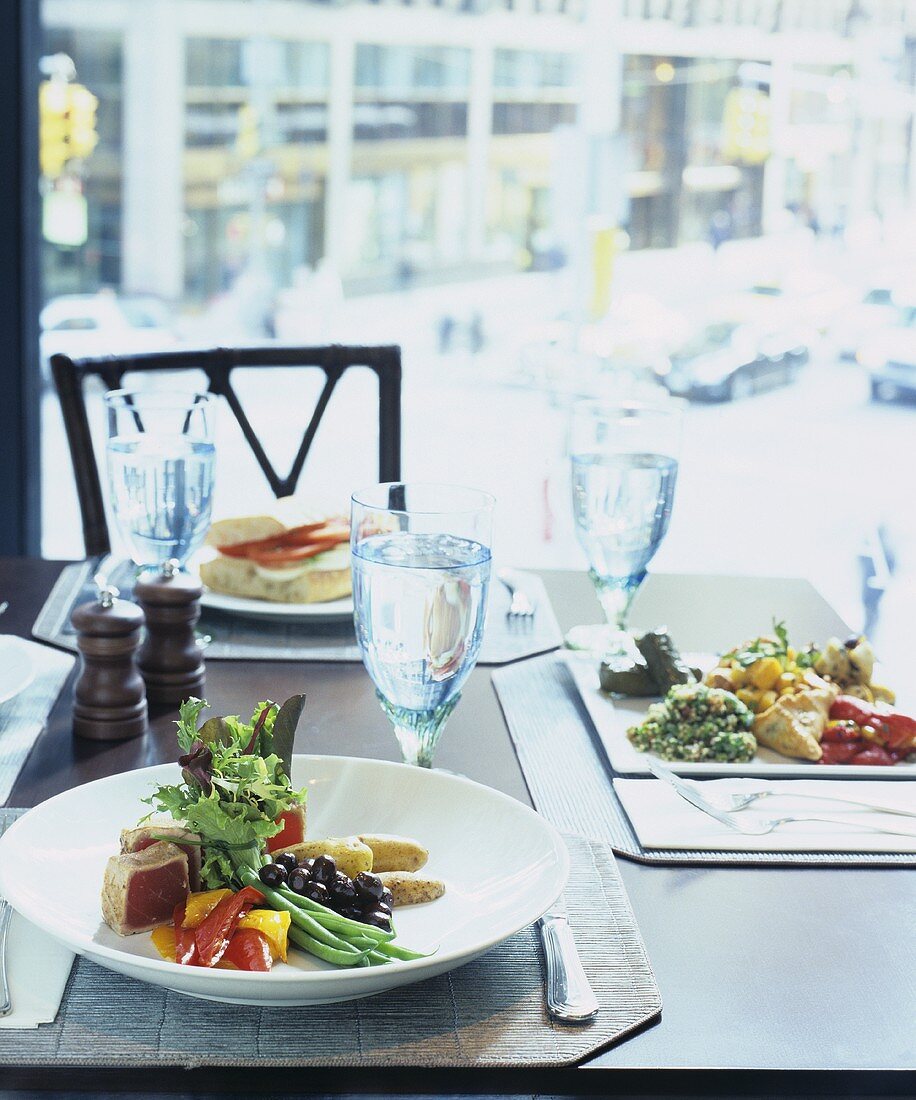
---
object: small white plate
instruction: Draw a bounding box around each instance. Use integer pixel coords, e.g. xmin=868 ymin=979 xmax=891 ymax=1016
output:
xmin=565 ymin=653 xmax=916 ymax=779
xmin=0 ymin=636 xmax=35 ymax=706
xmin=199 ymin=590 xmax=354 ymax=623
xmin=0 ymin=755 xmax=569 ymax=1006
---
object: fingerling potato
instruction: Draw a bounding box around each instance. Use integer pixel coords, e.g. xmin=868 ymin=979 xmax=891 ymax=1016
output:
xmin=276 ymin=836 xmax=373 ymax=879
xmin=357 ymin=834 xmax=428 ymax=873
xmin=377 ymin=871 xmax=446 ymax=906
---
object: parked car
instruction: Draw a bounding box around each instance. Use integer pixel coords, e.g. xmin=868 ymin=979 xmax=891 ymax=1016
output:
xmin=39 ymin=292 xmax=176 ymax=383
xmin=829 ymin=285 xmax=916 ymax=361
xmin=658 ymin=321 xmax=810 ymax=402
xmin=857 ymin=309 xmax=916 ymax=403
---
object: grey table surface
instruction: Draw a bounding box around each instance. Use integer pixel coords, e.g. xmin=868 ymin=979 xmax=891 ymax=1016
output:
xmin=2 ymin=560 xmax=914 ymax=1095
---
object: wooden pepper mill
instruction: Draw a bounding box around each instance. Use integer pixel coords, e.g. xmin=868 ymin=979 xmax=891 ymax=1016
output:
xmin=134 ymin=560 xmax=206 ymax=705
xmin=71 ymin=582 xmax=148 ymax=741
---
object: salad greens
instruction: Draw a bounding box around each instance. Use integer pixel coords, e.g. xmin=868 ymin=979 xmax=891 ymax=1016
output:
xmin=145 ymin=694 xmax=307 ymax=889
xmin=721 ymin=620 xmax=819 ymax=669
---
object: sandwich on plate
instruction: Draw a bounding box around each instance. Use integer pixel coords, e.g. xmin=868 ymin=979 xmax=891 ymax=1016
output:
xmin=200 ymin=498 xmax=350 ymax=604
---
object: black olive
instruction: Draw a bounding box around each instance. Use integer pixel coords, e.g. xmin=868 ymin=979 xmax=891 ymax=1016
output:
xmin=274 ymin=852 xmax=298 ymax=874
xmin=363 ymin=908 xmax=392 ymax=930
xmin=354 ymin=871 xmax=384 ymax=902
xmin=310 ymin=855 xmax=336 ymax=884
xmin=302 ymin=880 xmax=331 ymax=906
xmin=376 ymin=901 xmax=392 ymax=918
xmin=844 ymin=634 xmax=861 ymax=649
xmin=287 ymin=866 xmax=310 ymax=894
xmin=329 ymin=876 xmax=358 ymax=906
xmin=258 ymin=862 xmax=288 ymax=889
xmin=339 ymin=904 xmax=364 ymax=922
xmin=380 ymin=887 xmax=394 ymax=910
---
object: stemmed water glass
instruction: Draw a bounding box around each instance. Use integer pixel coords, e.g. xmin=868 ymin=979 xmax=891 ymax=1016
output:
xmin=566 ymin=399 xmax=683 ymax=656
xmin=104 ymin=390 xmax=217 ymax=577
xmin=351 ymin=483 xmax=494 ymax=767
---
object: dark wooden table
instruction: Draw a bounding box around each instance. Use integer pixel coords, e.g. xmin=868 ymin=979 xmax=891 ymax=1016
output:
xmin=2 ymin=559 xmax=913 ymax=1099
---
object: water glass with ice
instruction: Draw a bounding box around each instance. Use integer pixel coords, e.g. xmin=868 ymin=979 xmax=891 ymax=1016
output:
xmin=351 ymin=483 xmax=494 ymax=767
xmin=105 ymin=390 xmax=216 ymax=574
xmin=567 ymin=399 xmax=682 ymax=655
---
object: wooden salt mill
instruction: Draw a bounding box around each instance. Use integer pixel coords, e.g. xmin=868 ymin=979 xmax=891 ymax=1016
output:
xmin=134 ymin=560 xmax=206 ymax=705
xmin=71 ymin=581 xmax=148 ymax=741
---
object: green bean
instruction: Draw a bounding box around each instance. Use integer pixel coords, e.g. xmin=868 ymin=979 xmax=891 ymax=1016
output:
xmin=239 ymin=869 xmax=363 ymax=954
xmin=372 ymin=940 xmax=431 ymax=962
xmin=275 ymin=885 xmax=394 ymax=942
xmin=367 ymin=950 xmax=391 ymax=966
xmin=287 ymin=926 xmax=368 ymax=968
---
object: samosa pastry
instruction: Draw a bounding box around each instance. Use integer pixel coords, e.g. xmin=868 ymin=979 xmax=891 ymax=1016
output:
xmin=753 ymin=673 xmax=838 ymax=761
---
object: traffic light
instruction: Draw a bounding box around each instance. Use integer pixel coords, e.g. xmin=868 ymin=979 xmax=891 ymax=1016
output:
xmin=39 ymin=79 xmax=69 ymax=179
xmin=722 ymin=87 xmax=771 ymax=164
xmin=39 ymin=78 xmax=99 ymax=179
xmin=67 ymin=83 xmax=99 ymax=160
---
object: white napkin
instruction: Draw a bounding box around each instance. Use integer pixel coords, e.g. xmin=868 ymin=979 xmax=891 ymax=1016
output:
xmin=0 ymin=912 xmax=74 ymax=1029
xmin=614 ymin=777 xmax=916 ymax=853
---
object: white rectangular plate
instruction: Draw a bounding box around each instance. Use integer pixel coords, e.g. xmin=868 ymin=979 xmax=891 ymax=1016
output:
xmin=565 ymin=653 xmax=916 ymax=780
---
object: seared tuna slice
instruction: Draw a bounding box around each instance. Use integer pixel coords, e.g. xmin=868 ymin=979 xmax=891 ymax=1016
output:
xmin=101 ymin=841 xmax=190 ymax=936
xmin=266 ymin=804 xmax=306 ymax=853
xmin=121 ymin=819 xmax=202 ymax=890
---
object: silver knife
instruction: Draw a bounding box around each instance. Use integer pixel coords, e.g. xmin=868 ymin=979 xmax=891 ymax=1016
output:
xmin=538 ymin=898 xmax=598 ymax=1023
xmin=645 ymin=757 xmax=748 ymax=829
xmin=0 ymin=814 xmax=15 ymax=1017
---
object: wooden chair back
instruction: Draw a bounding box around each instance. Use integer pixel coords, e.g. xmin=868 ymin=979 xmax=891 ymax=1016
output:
xmin=51 ymin=344 xmax=402 ymax=557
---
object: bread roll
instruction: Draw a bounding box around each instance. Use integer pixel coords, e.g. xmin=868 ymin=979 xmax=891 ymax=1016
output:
xmin=200 ymin=544 xmax=351 ymax=604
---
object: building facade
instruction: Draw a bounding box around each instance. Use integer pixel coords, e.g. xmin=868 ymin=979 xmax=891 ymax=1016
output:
xmin=41 ymin=0 xmax=916 ymax=308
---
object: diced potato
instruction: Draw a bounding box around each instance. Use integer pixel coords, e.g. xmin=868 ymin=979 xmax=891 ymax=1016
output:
xmin=357 ymin=834 xmax=428 ymax=873
xmin=842 ymin=683 xmax=874 ymax=703
xmin=758 ymin=690 xmax=778 ymax=712
xmin=786 ymin=646 xmax=797 ymax=661
xmin=747 ymin=657 xmax=783 ymax=691
xmin=736 ymin=687 xmax=763 ymax=711
xmin=705 ymin=667 xmax=736 ymax=690
xmin=376 ymin=871 xmax=446 ymax=906
xmin=730 ymin=663 xmax=748 ymax=688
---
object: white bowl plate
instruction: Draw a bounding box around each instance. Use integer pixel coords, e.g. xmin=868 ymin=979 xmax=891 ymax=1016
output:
xmin=0 ymin=755 xmax=568 ymax=1006
xmin=0 ymin=636 xmax=35 ymax=706
xmin=199 ymin=590 xmax=354 ymax=623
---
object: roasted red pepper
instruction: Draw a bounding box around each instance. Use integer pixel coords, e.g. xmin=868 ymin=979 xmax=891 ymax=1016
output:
xmin=822 ymin=721 xmax=861 ymax=743
xmin=173 ymin=901 xmax=199 ymax=966
xmin=882 ymin=712 xmax=916 ymax=753
xmin=194 ymin=885 xmax=264 ymax=967
xmin=221 ymin=927 xmax=273 ymax=972
xmin=851 ymin=746 xmax=896 ymax=766
xmin=829 ymin=696 xmax=878 ymax=726
xmin=819 ymin=741 xmax=863 ymax=765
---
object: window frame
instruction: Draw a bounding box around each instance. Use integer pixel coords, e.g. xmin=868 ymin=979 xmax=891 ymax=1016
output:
xmin=0 ymin=1 xmax=41 ymax=555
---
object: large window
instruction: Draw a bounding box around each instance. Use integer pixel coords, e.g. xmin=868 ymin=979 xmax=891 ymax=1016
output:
xmin=35 ymin=0 xmax=916 ymax=658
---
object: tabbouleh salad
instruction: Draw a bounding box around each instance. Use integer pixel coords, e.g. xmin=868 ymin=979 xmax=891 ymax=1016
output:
xmin=627 ymin=682 xmax=756 ymax=763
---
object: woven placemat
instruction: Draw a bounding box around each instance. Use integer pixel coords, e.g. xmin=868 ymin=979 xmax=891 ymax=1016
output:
xmin=492 ymin=652 xmax=916 ymax=868
xmin=0 ymin=817 xmax=660 ymax=1069
xmin=32 ymin=560 xmax=562 ymax=667
xmin=0 ymin=642 xmax=74 ymax=805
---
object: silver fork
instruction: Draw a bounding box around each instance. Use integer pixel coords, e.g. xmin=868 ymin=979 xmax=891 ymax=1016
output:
xmin=0 ymin=814 xmax=14 ymax=1017
xmin=498 ymin=569 xmax=536 ymax=618
xmin=647 ymin=759 xmax=916 ymax=839
xmin=715 ymin=787 xmax=916 ymax=820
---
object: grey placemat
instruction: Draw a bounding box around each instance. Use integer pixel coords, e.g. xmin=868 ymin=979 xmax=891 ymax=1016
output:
xmin=493 ymin=652 xmax=916 ymax=868
xmin=0 ymin=642 xmax=74 ymax=805
xmin=0 ymin=816 xmax=660 ymax=1069
xmin=32 ymin=560 xmax=562 ymax=666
